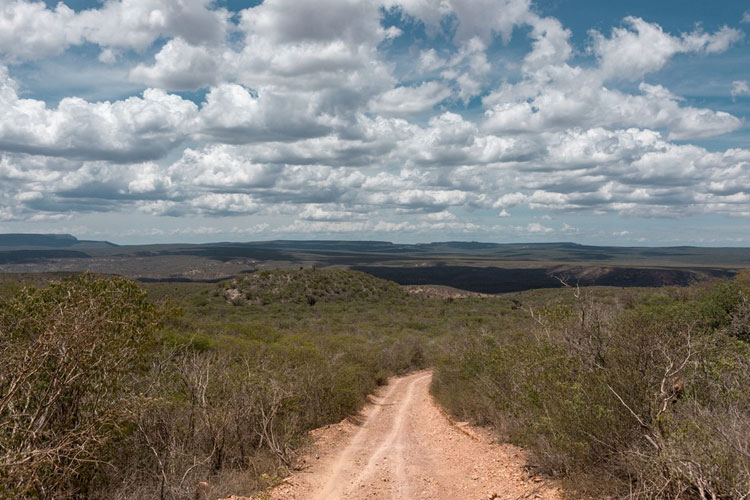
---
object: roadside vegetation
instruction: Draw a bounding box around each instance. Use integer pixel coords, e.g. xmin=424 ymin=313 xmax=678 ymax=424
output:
xmin=433 ymin=273 xmax=750 ymax=499
xmin=1 ymin=269 xmax=747 ymax=499
xmin=0 ymin=270 xmax=505 ymax=499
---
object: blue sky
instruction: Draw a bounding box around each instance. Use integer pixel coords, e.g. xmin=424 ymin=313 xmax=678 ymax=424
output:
xmin=1 ymin=0 xmax=749 ymax=245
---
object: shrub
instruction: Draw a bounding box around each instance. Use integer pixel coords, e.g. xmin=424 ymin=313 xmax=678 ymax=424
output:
xmin=433 ymin=279 xmax=750 ymax=499
xmin=0 ymin=274 xmax=160 ymax=498
xmin=220 ymin=269 xmax=405 ymax=305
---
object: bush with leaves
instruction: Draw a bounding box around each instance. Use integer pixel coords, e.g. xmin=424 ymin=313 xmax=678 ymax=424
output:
xmin=433 ymin=278 xmax=750 ymax=499
xmin=0 ymin=274 xmax=160 ymax=498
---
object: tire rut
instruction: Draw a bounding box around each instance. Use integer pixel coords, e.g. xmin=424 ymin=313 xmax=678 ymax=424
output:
xmin=251 ymin=370 xmax=563 ymax=500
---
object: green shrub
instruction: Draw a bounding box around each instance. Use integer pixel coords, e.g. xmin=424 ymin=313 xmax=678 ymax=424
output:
xmin=433 ymin=279 xmax=750 ymax=499
xmin=219 ymin=269 xmax=405 ymax=305
xmin=0 ymin=274 xmax=160 ymax=498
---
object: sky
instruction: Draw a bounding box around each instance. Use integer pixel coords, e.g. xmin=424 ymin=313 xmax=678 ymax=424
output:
xmin=0 ymin=0 xmax=749 ymax=245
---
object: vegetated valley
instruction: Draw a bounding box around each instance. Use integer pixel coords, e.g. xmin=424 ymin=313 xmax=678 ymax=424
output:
xmin=0 ymin=237 xmax=748 ymax=499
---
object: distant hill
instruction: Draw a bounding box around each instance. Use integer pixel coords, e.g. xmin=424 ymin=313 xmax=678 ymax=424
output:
xmin=353 ymin=265 xmax=737 ymax=294
xmin=0 ymin=234 xmax=117 ymax=249
xmin=220 ymin=268 xmax=405 ymax=305
xmin=0 ymin=237 xmax=748 ymax=292
xmin=0 ymin=250 xmax=91 ymax=265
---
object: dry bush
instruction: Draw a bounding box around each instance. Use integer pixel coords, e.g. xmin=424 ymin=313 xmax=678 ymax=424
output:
xmin=433 ymin=279 xmax=750 ymax=499
xmin=105 ymin=338 xmax=386 ymax=499
xmin=104 ymin=349 xmax=299 ymax=500
xmin=1 ymin=270 xmax=436 ymax=499
xmin=0 ymin=274 xmax=159 ymax=499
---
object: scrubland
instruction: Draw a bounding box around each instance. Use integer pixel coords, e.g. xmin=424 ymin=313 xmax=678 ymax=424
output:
xmin=433 ymin=276 xmax=750 ymax=499
xmin=0 ymin=269 xmax=747 ymax=499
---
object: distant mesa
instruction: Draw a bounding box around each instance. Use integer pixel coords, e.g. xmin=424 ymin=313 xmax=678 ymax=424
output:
xmin=0 ymin=233 xmax=117 ymax=249
xmin=0 ymin=237 xmax=747 ymax=292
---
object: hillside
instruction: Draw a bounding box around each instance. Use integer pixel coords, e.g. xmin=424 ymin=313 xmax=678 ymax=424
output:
xmin=1 ymin=270 xmax=747 ymax=499
xmin=0 ymin=235 xmax=747 ymax=293
xmin=0 ymin=233 xmax=116 ymax=249
xmin=220 ymin=268 xmax=405 ymax=305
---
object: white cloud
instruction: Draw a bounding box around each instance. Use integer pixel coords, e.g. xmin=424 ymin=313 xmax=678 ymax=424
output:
xmin=482 ymin=57 xmax=742 ymax=140
xmin=83 ymin=0 xmax=227 ymax=49
xmin=424 ymin=210 xmax=457 ymax=221
xmin=386 ymin=0 xmax=531 ymax=43
xmin=1 ymin=0 xmax=749 ymax=240
xmin=98 ymin=48 xmax=119 ymax=64
xmin=168 ymin=146 xmax=281 ymax=189
xmin=197 ymin=84 xmax=337 ymax=143
xmin=274 ymin=217 xmax=487 ymax=235
xmin=5 ymin=119 xmax=750 ymax=225
xmin=0 ymin=0 xmax=228 ymax=61
xmin=526 ymin=222 xmax=554 ymax=233
xmin=129 ymin=38 xmax=223 ymax=91
xmin=523 ymin=15 xmax=572 ymax=71
xmin=138 ymin=193 xmax=261 ymax=217
xmin=590 ymin=17 xmax=742 ymax=81
xmin=299 ymin=204 xmax=367 ymax=221
xmin=0 ymin=1 xmax=79 ymax=60
xmin=187 ymin=193 xmax=261 ymax=216
xmin=731 ymin=80 xmax=750 ymax=98
xmin=418 ymin=49 xmax=448 ymax=73
xmin=241 ymin=0 xmax=384 ymax=46
xmin=369 ymin=81 xmax=452 ymax=115
xmin=0 ymin=66 xmax=197 ymax=162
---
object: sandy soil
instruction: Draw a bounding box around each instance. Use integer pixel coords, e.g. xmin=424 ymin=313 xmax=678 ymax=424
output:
xmin=232 ymin=370 xmax=562 ymax=500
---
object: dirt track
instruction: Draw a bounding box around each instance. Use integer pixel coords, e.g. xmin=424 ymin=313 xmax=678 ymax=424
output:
xmin=257 ymin=370 xmax=562 ymax=500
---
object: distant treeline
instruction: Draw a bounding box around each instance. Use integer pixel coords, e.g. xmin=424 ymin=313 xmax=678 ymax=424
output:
xmin=354 ymin=265 xmax=737 ymax=293
xmin=0 ymin=249 xmax=90 ymax=264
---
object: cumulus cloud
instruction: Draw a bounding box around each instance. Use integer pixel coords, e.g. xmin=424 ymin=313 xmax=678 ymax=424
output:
xmin=0 ymin=0 xmax=228 ymax=61
xmin=590 ymin=17 xmax=742 ymax=81
xmin=243 ymin=0 xmax=385 ymax=46
xmin=523 ymin=15 xmax=573 ymax=71
xmin=129 ymin=38 xmax=224 ymax=91
xmin=232 ymin=0 xmax=393 ymax=100
xmin=1 ymin=0 xmax=749 ymax=241
xmin=0 ymin=1 xmax=79 ymax=61
xmin=731 ymin=80 xmax=750 ymax=98
xmin=526 ymin=222 xmax=554 ymax=233
xmin=483 ymin=79 xmax=741 ymax=140
xmin=369 ymin=81 xmax=452 ymax=115
xmin=299 ymin=204 xmax=368 ymax=221
xmin=418 ymin=49 xmax=448 ymax=73
xmin=0 ymin=66 xmax=197 ymax=162
xmin=168 ymin=146 xmax=282 ymax=190
xmin=385 ymin=0 xmax=531 ymax=43
xmin=482 ymin=17 xmax=743 ymax=141
xmin=197 ymin=84 xmax=339 ymax=143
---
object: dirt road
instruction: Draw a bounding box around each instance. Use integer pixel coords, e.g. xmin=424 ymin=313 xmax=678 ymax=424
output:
xmin=258 ymin=370 xmax=562 ymax=500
